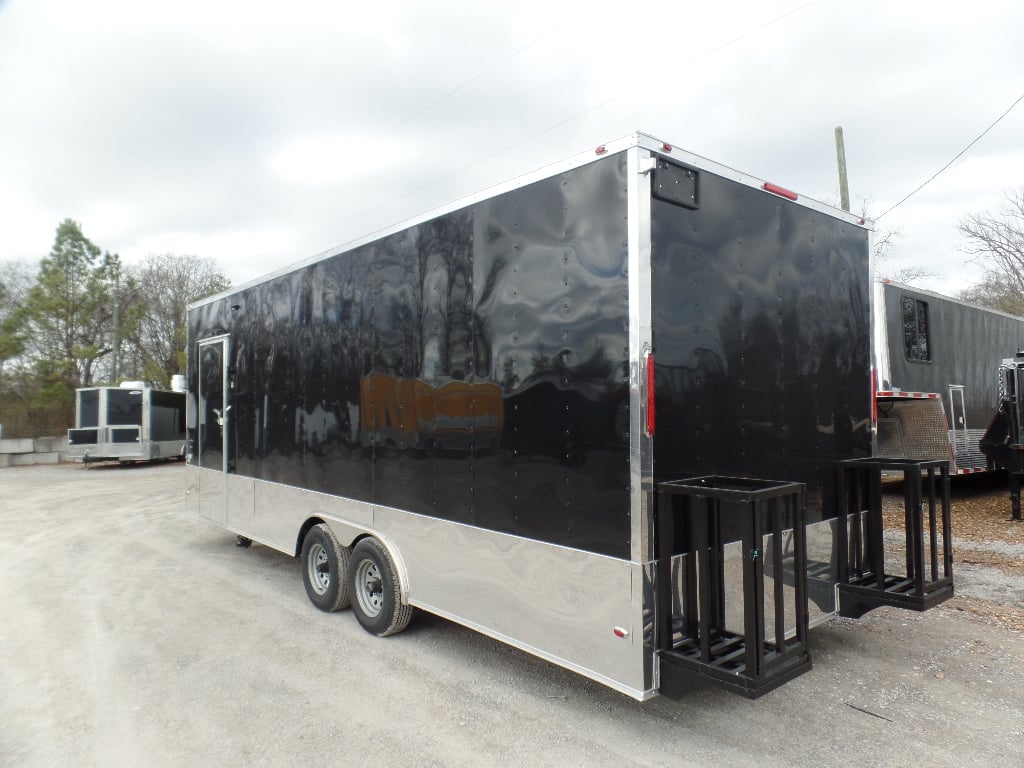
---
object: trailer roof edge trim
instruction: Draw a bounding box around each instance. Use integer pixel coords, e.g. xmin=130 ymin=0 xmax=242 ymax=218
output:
xmin=877 ymin=276 xmax=1024 ymax=322
xmin=191 ymin=130 xmax=869 ymax=310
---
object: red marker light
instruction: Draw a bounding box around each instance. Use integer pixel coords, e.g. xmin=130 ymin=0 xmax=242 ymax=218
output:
xmin=763 ymin=181 xmax=798 ymax=201
xmin=661 ymin=143 xmax=672 ymax=152
xmin=595 ymin=145 xmax=607 ymax=155
xmin=646 ymin=353 xmax=656 ymax=437
xmin=871 ymin=367 xmax=878 ymax=428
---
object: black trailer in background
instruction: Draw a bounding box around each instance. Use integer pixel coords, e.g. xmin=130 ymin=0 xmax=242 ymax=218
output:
xmin=187 ymin=133 xmax=952 ymax=701
xmin=874 ymin=280 xmax=1024 ymax=473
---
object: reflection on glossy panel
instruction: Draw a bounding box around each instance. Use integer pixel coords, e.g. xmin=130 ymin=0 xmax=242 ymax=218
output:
xmin=188 ymin=153 xmax=632 ymax=558
xmin=650 ymin=172 xmax=872 ymax=522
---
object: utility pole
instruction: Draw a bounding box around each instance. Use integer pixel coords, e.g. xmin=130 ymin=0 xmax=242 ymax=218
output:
xmin=835 ymin=126 xmax=850 ymax=212
xmin=112 ymin=259 xmax=120 ymax=384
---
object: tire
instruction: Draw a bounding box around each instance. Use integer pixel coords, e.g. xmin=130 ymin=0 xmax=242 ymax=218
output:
xmin=349 ymin=537 xmax=413 ymax=637
xmin=301 ymin=524 xmax=351 ymax=612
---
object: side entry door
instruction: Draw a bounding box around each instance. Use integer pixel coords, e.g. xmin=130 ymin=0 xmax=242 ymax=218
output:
xmin=197 ymin=336 xmax=230 ymax=523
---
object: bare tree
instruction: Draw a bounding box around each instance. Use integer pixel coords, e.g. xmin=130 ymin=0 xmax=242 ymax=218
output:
xmin=119 ymin=253 xmax=230 ymax=386
xmin=959 ymin=188 xmax=1024 ymax=309
xmin=859 ymin=200 xmax=933 ymax=285
xmin=957 ymin=270 xmax=1024 ymax=316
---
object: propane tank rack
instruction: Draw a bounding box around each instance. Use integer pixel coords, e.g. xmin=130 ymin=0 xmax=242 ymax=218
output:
xmin=835 ymin=458 xmax=954 ymax=619
xmin=655 ymin=476 xmax=812 ymax=699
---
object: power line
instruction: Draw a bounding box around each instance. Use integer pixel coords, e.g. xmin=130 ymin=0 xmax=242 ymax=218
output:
xmin=267 ymin=0 xmax=829 ymax=257
xmin=368 ymin=34 xmax=544 ymax=145
xmin=703 ymin=0 xmax=826 ymax=57
xmin=226 ymin=32 xmax=546 ymax=230
xmin=270 ymin=94 xmax=622 ymax=257
xmin=877 ymin=90 xmax=1024 ymax=220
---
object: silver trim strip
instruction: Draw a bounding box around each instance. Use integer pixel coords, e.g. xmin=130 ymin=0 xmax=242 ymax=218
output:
xmin=872 ymin=279 xmax=891 ymax=392
xmin=627 ymin=146 xmax=655 ymax=567
xmin=626 ymin=146 xmax=658 ymax=694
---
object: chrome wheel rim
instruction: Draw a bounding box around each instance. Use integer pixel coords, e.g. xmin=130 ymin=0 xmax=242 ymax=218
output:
xmin=355 ymin=558 xmax=383 ymax=618
xmin=307 ymin=542 xmax=330 ymax=595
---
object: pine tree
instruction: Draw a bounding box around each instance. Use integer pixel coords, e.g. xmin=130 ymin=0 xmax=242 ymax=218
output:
xmin=24 ymin=219 xmax=118 ymax=388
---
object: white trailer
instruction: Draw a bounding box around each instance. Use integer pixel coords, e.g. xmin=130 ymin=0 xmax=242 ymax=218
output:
xmin=68 ymin=381 xmax=187 ymax=464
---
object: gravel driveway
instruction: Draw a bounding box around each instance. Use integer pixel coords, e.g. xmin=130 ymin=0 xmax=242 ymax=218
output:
xmin=1 ymin=463 xmax=1022 ymax=767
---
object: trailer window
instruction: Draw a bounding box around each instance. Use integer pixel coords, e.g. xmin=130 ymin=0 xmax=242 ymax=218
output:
xmin=107 ymin=388 xmax=143 ymax=425
xmin=79 ymin=389 xmax=99 ymax=427
xmin=901 ymin=296 xmax=930 ymax=362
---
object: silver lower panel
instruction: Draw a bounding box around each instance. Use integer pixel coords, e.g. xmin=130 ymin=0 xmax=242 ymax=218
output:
xmin=185 ymin=465 xmax=654 ymax=700
xmin=68 ymin=439 xmax=185 ymax=462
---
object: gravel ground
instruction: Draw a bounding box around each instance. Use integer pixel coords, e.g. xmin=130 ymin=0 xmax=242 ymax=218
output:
xmin=880 ymin=473 xmax=1024 ymax=632
xmin=1 ymin=463 xmax=1022 ymax=768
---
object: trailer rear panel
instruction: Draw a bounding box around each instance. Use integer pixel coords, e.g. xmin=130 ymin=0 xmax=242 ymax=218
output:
xmin=650 ymin=162 xmax=872 ymax=520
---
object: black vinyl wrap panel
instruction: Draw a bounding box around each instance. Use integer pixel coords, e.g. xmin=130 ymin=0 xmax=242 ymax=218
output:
xmin=882 ymin=285 xmax=1024 ymax=428
xmin=188 ymin=154 xmax=632 ymax=558
xmin=651 ymin=173 xmax=871 ymax=523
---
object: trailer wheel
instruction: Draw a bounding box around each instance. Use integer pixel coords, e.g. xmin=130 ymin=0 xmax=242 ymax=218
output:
xmin=349 ymin=538 xmax=413 ymax=637
xmin=301 ymin=524 xmax=351 ymax=612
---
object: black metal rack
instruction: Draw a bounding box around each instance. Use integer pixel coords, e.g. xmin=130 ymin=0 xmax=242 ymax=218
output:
xmin=835 ymin=458 xmax=954 ymax=618
xmin=655 ymin=476 xmax=812 ymax=699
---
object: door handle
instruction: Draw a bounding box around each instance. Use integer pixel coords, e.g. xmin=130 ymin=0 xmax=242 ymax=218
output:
xmin=212 ymin=405 xmax=231 ymax=426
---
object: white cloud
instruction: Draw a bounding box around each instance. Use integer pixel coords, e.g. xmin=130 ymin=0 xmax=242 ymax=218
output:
xmin=1 ymin=0 xmax=1023 ymax=296
xmin=267 ymin=134 xmax=416 ymax=186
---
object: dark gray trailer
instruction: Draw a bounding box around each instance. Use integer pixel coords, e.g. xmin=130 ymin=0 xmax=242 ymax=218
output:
xmin=873 ymin=279 xmax=1024 ymax=473
xmin=68 ymin=382 xmax=187 ymax=464
xmin=186 ymin=132 xmax=950 ymax=700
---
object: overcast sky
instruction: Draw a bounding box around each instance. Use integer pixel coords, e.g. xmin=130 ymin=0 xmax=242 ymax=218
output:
xmin=2 ymin=0 xmax=1022 ymax=297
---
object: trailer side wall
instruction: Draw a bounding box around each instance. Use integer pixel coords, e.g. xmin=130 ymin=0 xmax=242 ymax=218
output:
xmin=188 ymin=153 xmax=632 ymax=558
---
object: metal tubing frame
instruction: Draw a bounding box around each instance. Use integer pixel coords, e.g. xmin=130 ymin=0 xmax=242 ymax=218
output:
xmin=655 ymin=476 xmax=810 ymax=697
xmin=836 ymin=458 xmax=954 ymax=616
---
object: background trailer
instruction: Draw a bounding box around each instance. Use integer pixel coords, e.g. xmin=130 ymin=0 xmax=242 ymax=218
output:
xmin=187 ymin=132 xmax=947 ymax=700
xmin=873 ymin=279 xmax=1024 ymax=474
xmin=68 ymin=382 xmax=187 ymax=464
xmin=980 ymin=353 xmax=1024 ymax=521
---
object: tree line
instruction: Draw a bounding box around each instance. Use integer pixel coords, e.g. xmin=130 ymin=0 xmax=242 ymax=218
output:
xmin=956 ymin=188 xmax=1024 ymax=315
xmin=3 ymin=190 xmax=1024 ymax=439
xmin=0 ymin=220 xmax=230 ymax=438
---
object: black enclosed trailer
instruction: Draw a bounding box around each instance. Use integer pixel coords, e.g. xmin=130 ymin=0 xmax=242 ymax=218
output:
xmin=873 ymin=279 xmax=1024 ymax=473
xmin=187 ymin=132 xmax=949 ymax=700
xmin=68 ymin=382 xmax=187 ymax=464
